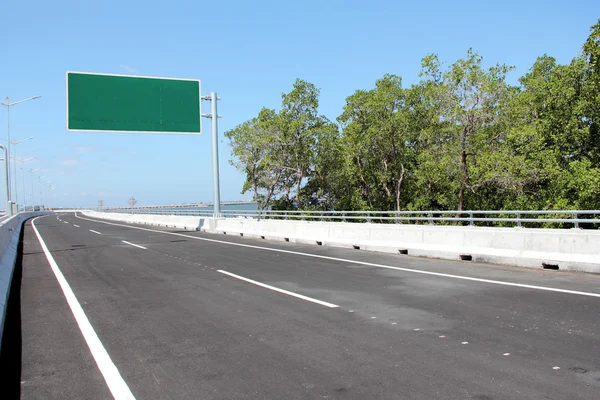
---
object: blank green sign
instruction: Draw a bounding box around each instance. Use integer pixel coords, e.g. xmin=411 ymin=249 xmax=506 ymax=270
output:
xmin=67 ymin=72 xmax=201 ymax=134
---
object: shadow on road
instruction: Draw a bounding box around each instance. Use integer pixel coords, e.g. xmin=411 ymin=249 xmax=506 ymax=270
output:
xmin=0 ymin=227 xmax=25 ymax=399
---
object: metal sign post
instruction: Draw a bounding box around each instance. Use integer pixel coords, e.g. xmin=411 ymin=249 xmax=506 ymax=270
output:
xmin=202 ymin=92 xmax=222 ymax=218
xmin=66 ymin=72 xmax=222 ymax=218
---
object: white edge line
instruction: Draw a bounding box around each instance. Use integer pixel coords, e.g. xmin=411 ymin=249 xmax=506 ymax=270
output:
xmin=73 ymin=224 xmax=80 ymax=228
xmin=73 ymin=213 xmax=600 ymax=299
xmin=121 ymin=240 xmax=147 ymax=250
xmin=31 ymin=216 xmax=136 ymax=399
xmin=217 ymin=270 xmax=339 ymax=308
xmin=89 ymin=229 xmax=101 ymax=235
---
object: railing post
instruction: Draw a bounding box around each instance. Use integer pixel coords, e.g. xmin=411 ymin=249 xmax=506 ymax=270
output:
xmin=429 ymin=213 xmax=434 ymax=225
xmin=367 ymin=212 xmax=371 ymax=224
xmin=574 ymin=212 xmax=579 ymax=229
xmin=342 ymin=212 xmax=346 ymax=223
xmin=469 ymin=212 xmax=474 ymax=226
xmin=516 ymin=212 xmax=521 ymax=228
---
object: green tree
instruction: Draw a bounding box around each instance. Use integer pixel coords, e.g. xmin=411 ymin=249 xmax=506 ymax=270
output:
xmin=419 ymin=50 xmax=516 ymax=211
xmin=274 ymin=79 xmax=337 ymax=208
xmin=224 ymin=108 xmax=284 ymax=211
xmin=338 ymin=74 xmax=418 ymax=211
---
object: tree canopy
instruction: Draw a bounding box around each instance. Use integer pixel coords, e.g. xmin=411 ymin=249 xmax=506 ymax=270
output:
xmin=225 ymin=20 xmax=600 ymax=212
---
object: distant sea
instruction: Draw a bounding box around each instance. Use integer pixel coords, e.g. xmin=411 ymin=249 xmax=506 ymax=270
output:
xmin=154 ymin=202 xmax=259 ymax=212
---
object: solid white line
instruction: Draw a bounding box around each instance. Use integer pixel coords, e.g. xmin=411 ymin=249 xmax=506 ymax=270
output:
xmin=31 ymin=217 xmax=136 ymax=399
xmin=89 ymin=229 xmax=102 ymax=235
xmin=217 ymin=270 xmax=339 ymax=308
xmin=121 ymin=240 xmax=147 ymax=250
xmin=73 ymin=213 xmax=600 ymax=299
xmin=74 ymin=224 xmax=80 ymax=228
xmin=64 ymin=221 xmax=69 ymax=224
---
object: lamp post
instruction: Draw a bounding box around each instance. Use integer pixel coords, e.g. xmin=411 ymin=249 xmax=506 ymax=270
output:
xmin=1 ymin=96 xmax=41 ymax=201
xmin=30 ymin=169 xmax=40 ymax=208
xmin=0 ymin=145 xmax=9 ymax=214
xmin=11 ymin=137 xmax=34 ymax=206
xmin=37 ymin=176 xmax=45 ymax=209
xmin=44 ymin=181 xmax=51 ymax=209
xmin=18 ymin=157 xmax=35 ymax=211
xmin=46 ymin=184 xmax=55 ymax=209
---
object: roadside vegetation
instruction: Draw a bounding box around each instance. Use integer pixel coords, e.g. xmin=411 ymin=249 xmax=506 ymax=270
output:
xmin=226 ymin=20 xmax=600 ymax=214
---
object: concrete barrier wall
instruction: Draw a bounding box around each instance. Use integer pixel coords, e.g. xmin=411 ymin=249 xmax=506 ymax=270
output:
xmin=202 ymin=218 xmax=600 ymax=273
xmin=83 ymin=211 xmax=600 ymax=273
xmin=81 ymin=210 xmax=204 ymax=231
xmin=0 ymin=212 xmax=50 ymax=347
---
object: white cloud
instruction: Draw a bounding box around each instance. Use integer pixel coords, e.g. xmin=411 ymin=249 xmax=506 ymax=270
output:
xmin=60 ymin=159 xmax=79 ymax=167
xmin=120 ymin=64 xmax=138 ymax=74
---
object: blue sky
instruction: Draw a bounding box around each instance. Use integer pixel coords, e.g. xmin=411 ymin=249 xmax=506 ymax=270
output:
xmin=2 ymin=0 xmax=598 ymax=207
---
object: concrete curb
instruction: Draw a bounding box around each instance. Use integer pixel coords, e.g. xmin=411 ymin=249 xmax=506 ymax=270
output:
xmin=82 ymin=210 xmax=600 ymax=274
xmin=0 ymin=212 xmax=50 ymax=350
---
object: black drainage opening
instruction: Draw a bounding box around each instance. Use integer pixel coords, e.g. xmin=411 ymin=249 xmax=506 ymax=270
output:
xmin=353 ymin=245 xmax=360 ymax=250
xmin=398 ymin=249 xmax=408 ymax=255
xmin=284 ymin=238 xmax=290 ymax=242
xmin=223 ymin=232 xmax=227 ymax=235
xmin=316 ymin=241 xmax=323 ymax=246
xmin=542 ymin=263 xmax=560 ymax=270
xmin=239 ymin=233 xmax=244 ymax=237
xmin=261 ymin=236 xmax=265 ymax=239
xmin=459 ymin=254 xmax=472 ymax=261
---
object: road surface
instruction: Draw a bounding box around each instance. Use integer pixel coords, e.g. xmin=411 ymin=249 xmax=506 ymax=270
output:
xmin=6 ymin=212 xmax=600 ymax=399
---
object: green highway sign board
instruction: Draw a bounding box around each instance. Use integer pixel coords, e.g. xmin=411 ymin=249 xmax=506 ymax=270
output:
xmin=66 ymin=72 xmax=201 ymax=134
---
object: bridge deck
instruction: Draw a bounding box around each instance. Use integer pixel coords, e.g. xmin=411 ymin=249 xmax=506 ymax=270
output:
xmin=5 ymin=212 xmax=600 ymax=399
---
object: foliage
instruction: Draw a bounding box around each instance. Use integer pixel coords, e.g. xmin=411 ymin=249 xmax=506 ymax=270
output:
xmin=225 ymin=19 xmax=600 ymax=213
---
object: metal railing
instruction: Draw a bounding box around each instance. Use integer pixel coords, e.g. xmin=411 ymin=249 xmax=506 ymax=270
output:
xmin=98 ymin=208 xmax=600 ymax=229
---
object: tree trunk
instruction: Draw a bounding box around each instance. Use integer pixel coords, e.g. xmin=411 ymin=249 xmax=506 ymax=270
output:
xmin=395 ymin=164 xmax=405 ymax=211
xmin=295 ymin=172 xmax=303 ymax=208
xmin=458 ymin=127 xmax=469 ymax=214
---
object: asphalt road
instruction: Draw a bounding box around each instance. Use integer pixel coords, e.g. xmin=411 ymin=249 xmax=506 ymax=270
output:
xmin=9 ymin=212 xmax=600 ymax=399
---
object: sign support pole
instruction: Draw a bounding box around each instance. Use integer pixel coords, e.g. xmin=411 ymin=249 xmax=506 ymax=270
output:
xmin=202 ymin=92 xmax=222 ymax=218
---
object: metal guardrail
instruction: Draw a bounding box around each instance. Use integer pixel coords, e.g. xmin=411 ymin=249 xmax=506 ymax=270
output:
xmin=100 ymin=208 xmax=600 ymax=229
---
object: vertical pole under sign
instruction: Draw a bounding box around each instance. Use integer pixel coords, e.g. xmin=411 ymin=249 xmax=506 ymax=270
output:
xmin=210 ymin=92 xmax=221 ymax=217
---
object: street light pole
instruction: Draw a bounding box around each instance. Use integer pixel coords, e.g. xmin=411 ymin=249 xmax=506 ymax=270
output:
xmin=18 ymin=157 xmax=35 ymax=211
xmin=38 ymin=176 xmax=44 ymax=209
xmin=11 ymin=137 xmax=34 ymax=207
xmin=0 ymin=145 xmax=9 ymax=214
xmin=44 ymin=181 xmax=51 ymax=208
xmin=1 ymin=96 xmax=41 ymax=202
xmin=30 ymin=168 xmax=39 ymax=208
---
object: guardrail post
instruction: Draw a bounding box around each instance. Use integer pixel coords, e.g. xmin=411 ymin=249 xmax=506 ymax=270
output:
xmin=367 ymin=212 xmax=371 ymax=224
xmin=574 ymin=212 xmax=579 ymax=229
xmin=342 ymin=212 xmax=346 ymax=223
xmin=516 ymin=213 xmax=521 ymax=227
xmin=469 ymin=212 xmax=474 ymax=226
xmin=301 ymin=211 xmax=305 ymax=221
xmin=429 ymin=213 xmax=434 ymax=225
